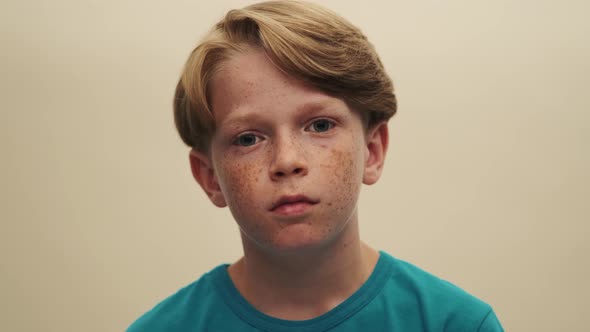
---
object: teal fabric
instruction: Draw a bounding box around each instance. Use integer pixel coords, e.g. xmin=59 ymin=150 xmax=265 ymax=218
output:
xmin=127 ymin=251 xmax=504 ymax=331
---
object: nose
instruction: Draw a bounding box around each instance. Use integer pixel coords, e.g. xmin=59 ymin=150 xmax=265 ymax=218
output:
xmin=269 ymin=135 xmax=308 ymax=181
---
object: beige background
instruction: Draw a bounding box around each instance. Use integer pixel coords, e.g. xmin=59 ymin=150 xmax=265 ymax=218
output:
xmin=1 ymin=0 xmax=588 ymax=331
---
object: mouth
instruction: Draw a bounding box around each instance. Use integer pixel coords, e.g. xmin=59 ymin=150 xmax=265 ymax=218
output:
xmin=270 ymin=195 xmax=319 ymax=215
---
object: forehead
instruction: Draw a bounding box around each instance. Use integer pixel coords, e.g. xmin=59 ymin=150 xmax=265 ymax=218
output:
xmin=209 ymin=50 xmax=346 ymax=124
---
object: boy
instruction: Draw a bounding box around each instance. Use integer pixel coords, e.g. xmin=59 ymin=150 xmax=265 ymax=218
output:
xmin=128 ymin=1 xmax=504 ymax=331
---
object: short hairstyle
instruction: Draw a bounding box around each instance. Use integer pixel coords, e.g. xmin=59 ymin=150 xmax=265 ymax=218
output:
xmin=174 ymin=0 xmax=397 ymax=152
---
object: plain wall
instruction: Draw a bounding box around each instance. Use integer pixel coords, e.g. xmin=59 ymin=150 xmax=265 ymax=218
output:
xmin=1 ymin=0 xmax=588 ymax=331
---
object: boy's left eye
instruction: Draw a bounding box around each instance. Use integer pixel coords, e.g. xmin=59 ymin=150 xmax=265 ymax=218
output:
xmin=307 ymin=119 xmax=334 ymax=133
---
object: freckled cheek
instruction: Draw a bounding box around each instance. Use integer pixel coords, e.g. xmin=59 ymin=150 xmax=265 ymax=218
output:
xmin=322 ymin=146 xmax=364 ymax=209
xmin=220 ymin=161 xmax=265 ymax=210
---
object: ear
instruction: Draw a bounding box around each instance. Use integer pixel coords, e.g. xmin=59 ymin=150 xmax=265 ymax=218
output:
xmin=363 ymin=122 xmax=389 ymax=185
xmin=189 ymin=149 xmax=227 ymax=207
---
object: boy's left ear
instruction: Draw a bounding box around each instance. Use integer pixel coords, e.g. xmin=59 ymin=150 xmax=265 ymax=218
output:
xmin=363 ymin=122 xmax=389 ymax=185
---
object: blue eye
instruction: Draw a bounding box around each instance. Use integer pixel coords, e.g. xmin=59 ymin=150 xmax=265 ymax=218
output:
xmin=233 ymin=133 xmax=259 ymax=147
xmin=309 ymin=119 xmax=334 ymax=132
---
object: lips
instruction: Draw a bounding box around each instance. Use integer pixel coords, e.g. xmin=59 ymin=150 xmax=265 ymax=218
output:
xmin=270 ymin=195 xmax=319 ymax=212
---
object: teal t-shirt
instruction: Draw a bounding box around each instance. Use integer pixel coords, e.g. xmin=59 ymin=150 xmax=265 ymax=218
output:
xmin=127 ymin=251 xmax=504 ymax=331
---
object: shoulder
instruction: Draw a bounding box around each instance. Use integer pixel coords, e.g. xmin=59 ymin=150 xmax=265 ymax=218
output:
xmin=379 ymin=252 xmax=504 ymax=331
xmin=126 ymin=265 xmax=225 ymax=332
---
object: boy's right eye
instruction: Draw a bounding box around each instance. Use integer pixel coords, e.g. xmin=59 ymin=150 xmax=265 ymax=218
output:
xmin=233 ymin=133 xmax=261 ymax=147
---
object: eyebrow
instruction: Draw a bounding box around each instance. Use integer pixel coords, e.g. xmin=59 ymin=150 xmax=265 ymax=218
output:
xmin=219 ymin=110 xmax=268 ymax=128
xmin=296 ymin=100 xmax=337 ymax=115
xmin=221 ymin=100 xmax=339 ymax=127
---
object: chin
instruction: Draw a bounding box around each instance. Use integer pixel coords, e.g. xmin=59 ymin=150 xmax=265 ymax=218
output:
xmin=268 ymin=226 xmax=336 ymax=254
xmin=266 ymin=242 xmax=326 ymax=257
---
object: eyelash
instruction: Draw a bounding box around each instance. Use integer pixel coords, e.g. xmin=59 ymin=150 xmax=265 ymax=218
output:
xmin=231 ymin=118 xmax=337 ymax=147
xmin=232 ymin=133 xmax=262 ymax=147
xmin=306 ymin=118 xmax=335 ymax=133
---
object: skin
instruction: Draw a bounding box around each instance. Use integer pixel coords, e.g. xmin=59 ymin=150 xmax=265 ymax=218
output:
xmin=189 ymin=48 xmax=389 ymax=320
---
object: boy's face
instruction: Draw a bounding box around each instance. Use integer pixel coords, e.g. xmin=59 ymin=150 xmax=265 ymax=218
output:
xmin=190 ymin=49 xmax=387 ymax=254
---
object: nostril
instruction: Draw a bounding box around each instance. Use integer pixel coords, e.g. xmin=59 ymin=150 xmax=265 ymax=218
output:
xmin=271 ymin=166 xmax=306 ymax=179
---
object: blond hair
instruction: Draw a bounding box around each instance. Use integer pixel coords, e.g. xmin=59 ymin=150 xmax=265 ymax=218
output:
xmin=174 ymin=0 xmax=397 ymax=152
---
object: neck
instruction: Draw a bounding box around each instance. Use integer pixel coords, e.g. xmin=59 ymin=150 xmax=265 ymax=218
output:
xmin=227 ymin=215 xmax=379 ymax=320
